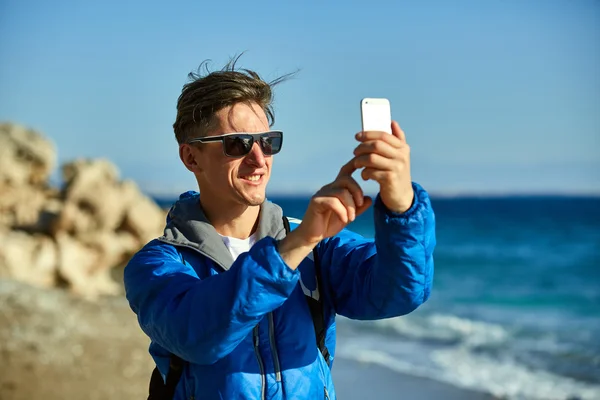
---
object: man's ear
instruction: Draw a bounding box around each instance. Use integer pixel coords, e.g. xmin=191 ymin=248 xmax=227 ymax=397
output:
xmin=179 ymin=144 xmax=202 ymax=173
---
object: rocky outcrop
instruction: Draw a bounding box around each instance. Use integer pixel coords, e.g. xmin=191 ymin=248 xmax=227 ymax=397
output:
xmin=0 ymin=122 xmax=167 ymax=299
xmin=0 ymin=123 xmax=56 ymax=187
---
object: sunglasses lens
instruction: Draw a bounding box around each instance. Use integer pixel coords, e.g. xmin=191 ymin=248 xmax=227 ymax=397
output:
xmin=223 ymin=135 xmax=253 ymax=157
xmin=221 ymin=132 xmax=283 ymax=157
xmin=261 ymin=132 xmax=282 ymax=155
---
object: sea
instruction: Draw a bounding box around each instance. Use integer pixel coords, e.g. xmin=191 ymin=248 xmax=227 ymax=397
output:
xmin=155 ymin=195 xmax=600 ymax=400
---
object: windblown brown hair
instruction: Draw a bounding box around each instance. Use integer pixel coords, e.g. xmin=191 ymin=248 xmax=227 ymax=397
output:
xmin=173 ymin=54 xmax=295 ymax=144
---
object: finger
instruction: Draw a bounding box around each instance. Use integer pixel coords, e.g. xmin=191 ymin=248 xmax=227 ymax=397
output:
xmin=353 ymin=140 xmax=397 ymax=159
xmin=315 ymin=185 xmax=357 ymax=222
xmin=355 ymin=196 xmax=373 ymax=217
xmin=354 ymin=153 xmax=395 ymax=171
xmin=356 ymin=130 xmax=403 ymax=148
xmin=361 ymin=168 xmax=393 ymax=184
xmin=337 ymin=157 xmax=359 ymax=179
xmin=333 ymin=175 xmax=364 ymax=208
xmin=333 ymin=188 xmax=357 ymax=222
xmin=391 ymin=121 xmax=406 ymax=142
xmin=316 ymin=197 xmax=349 ymax=224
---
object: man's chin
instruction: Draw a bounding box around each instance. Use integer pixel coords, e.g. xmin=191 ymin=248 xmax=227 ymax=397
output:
xmin=234 ymin=182 xmax=268 ymax=207
xmin=239 ymin=191 xmax=266 ymax=207
xmin=246 ymin=199 xmax=265 ymax=207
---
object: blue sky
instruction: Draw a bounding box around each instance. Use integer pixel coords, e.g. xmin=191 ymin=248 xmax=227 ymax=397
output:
xmin=1 ymin=0 xmax=598 ymax=196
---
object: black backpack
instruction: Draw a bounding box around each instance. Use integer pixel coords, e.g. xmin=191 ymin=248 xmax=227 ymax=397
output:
xmin=147 ymin=216 xmax=330 ymax=400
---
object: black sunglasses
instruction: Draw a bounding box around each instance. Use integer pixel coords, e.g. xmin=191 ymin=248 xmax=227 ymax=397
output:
xmin=187 ymin=131 xmax=283 ymax=158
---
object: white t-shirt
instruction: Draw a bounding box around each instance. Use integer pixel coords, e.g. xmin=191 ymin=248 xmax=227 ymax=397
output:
xmin=220 ymin=232 xmax=259 ymax=261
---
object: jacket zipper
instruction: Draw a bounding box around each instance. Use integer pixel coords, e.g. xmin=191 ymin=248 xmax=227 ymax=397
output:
xmin=268 ymin=313 xmax=282 ymax=382
xmin=253 ymin=326 xmax=266 ymax=400
xmin=325 ymin=387 xmax=330 ymax=399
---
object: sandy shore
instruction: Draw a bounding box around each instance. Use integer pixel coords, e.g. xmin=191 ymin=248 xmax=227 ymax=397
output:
xmin=1 ymin=279 xmax=500 ymax=400
xmin=332 ymin=357 xmax=497 ymax=400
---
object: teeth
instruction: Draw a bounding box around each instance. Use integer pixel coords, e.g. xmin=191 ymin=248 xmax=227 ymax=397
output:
xmin=244 ymin=175 xmax=261 ymax=182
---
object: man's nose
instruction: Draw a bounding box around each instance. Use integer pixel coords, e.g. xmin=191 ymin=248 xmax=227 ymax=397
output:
xmin=244 ymin=142 xmax=266 ymax=167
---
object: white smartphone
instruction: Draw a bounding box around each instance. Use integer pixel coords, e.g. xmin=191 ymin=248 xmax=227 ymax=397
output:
xmin=360 ymin=98 xmax=392 ymax=134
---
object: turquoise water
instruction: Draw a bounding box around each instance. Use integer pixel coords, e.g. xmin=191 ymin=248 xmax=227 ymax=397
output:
xmin=155 ymin=195 xmax=600 ymax=399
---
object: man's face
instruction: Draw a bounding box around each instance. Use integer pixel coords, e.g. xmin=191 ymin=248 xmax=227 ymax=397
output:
xmin=189 ymin=102 xmax=274 ymax=207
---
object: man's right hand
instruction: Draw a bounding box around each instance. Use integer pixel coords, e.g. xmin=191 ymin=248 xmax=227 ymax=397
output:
xmin=297 ymin=159 xmax=373 ymax=245
xmin=277 ymin=159 xmax=372 ymax=269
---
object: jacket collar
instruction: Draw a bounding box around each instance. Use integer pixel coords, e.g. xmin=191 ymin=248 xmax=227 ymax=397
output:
xmin=159 ymin=191 xmax=286 ymax=270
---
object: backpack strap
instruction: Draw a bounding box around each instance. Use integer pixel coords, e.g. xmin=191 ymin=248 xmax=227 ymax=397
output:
xmin=282 ymin=216 xmax=331 ymax=366
xmin=147 ymin=354 xmax=184 ymax=400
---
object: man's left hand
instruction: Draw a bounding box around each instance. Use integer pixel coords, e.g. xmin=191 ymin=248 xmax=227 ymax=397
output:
xmin=353 ymin=121 xmax=414 ymax=213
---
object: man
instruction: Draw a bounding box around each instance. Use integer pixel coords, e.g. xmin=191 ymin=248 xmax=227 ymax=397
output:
xmin=124 ymin=57 xmax=436 ymax=400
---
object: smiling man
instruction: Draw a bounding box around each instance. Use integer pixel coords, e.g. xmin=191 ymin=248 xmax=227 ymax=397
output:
xmin=124 ymin=57 xmax=436 ymax=400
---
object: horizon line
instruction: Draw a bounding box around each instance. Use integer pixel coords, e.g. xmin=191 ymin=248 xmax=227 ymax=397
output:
xmin=147 ymin=189 xmax=600 ymax=200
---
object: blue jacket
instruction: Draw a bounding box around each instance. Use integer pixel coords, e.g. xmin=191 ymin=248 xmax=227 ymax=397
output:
xmin=124 ymin=182 xmax=436 ymax=399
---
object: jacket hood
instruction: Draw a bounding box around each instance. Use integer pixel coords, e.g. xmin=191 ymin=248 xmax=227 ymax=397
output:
xmin=158 ymin=191 xmax=287 ymax=270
